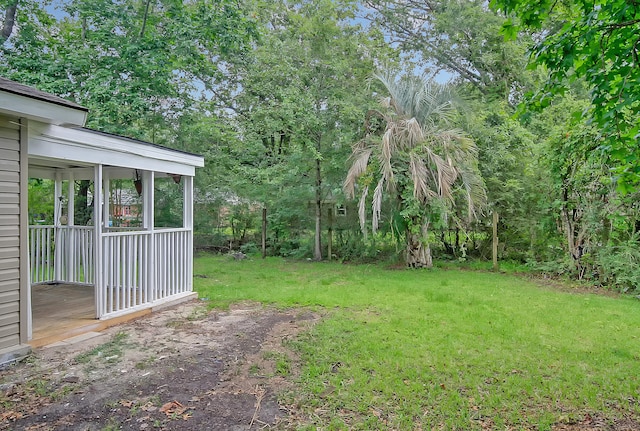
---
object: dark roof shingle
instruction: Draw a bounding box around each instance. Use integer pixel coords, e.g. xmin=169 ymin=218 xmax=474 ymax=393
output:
xmin=0 ymin=77 xmax=88 ymax=111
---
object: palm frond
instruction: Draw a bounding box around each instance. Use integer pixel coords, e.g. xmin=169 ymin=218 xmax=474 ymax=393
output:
xmin=455 ymin=157 xmax=487 ymax=221
xmin=345 ymin=68 xmax=487 ymax=240
xmin=380 ymin=128 xmax=396 ymax=186
xmin=358 ymin=186 xmax=369 ymax=236
xmin=409 ymin=153 xmax=436 ymax=203
xmin=423 ymin=143 xmax=457 ymax=204
xmin=372 ymin=177 xmax=385 ymax=233
xmin=416 ymin=80 xmax=457 ymax=127
xmin=405 ymin=117 xmax=424 ymax=149
xmin=344 ymin=146 xmax=373 ymax=198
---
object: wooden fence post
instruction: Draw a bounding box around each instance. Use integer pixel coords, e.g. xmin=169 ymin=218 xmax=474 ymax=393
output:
xmin=492 ymin=211 xmax=499 ymax=271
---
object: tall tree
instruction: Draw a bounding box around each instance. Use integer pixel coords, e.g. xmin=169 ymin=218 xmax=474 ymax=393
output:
xmin=491 ymin=0 xmax=640 ymax=190
xmin=224 ymin=0 xmax=388 ymax=259
xmin=344 ymin=71 xmax=486 ymax=267
xmin=364 ymin=0 xmax=531 ymax=100
xmin=0 ymin=0 xmax=258 ymax=142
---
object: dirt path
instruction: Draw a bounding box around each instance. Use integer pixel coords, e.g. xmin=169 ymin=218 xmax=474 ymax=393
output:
xmin=0 ymin=301 xmax=318 ymax=430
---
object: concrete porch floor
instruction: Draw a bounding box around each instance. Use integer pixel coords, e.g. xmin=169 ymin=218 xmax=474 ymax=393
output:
xmin=30 ymin=284 xmax=151 ymax=348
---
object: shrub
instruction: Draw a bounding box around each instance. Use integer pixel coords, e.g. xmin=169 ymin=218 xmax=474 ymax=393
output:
xmin=595 ymin=241 xmax=640 ymax=293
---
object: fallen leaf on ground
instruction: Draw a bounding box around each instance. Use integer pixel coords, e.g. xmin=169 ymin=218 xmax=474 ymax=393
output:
xmin=119 ymin=399 xmax=134 ymax=408
xmin=159 ymin=400 xmax=193 ymax=418
xmin=1 ymin=410 xmax=23 ymax=421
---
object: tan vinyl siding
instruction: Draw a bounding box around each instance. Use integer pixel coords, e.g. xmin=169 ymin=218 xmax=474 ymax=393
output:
xmin=0 ymin=279 xmax=19 ymax=294
xmin=0 ymin=115 xmax=21 ymax=351
xmin=0 ymin=258 xmax=18 ymax=271
xmin=0 ymin=246 xmax=19 ymax=260
xmin=0 ymin=159 xmax=19 ymax=172
xmin=0 ymin=334 xmax=19 ymax=350
xmin=0 ymin=311 xmax=18 ymax=327
xmin=0 ymin=148 xmax=19 ymax=161
xmin=0 ymin=289 xmax=19 ymax=303
xmin=0 ymin=182 xmax=19 ymax=194
xmin=0 ymin=170 xmax=19 ymax=181
xmin=0 ymin=323 xmax=19 ymax=339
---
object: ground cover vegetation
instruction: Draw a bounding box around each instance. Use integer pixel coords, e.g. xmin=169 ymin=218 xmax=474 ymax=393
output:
xmin=195 ymin=255 xmax=640 ymax=429
xmin=3 ymin=0 xmax=640 ymax=289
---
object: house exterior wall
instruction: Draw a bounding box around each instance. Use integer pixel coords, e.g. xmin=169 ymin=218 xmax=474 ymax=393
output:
xmin=0 ymin=114 xmax=30 ymax=363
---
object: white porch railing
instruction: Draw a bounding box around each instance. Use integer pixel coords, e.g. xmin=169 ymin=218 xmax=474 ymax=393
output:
xmin=29 ymin=225 xmax=94 ymax=285
xmin=29 ymin=226 xmax=55 ymax=284
xmin=99 ymin=228 xmax=192 ymax=318
xmin=102 ymin=230 xmax=151 ymax=315
xmin=30 ymin=225 xmax=193 ymax=319
xmin=155 ymin=229 xmax=192 ymax=301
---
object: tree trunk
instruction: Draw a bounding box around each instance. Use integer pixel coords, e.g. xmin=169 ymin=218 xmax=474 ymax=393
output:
xmin=561 ymin=203 xmax=587 ymax=278
xmin=405 ymin=221 xmax=432 ymax=268
xmin=140 ymin=0 xmax=153 ymax=38
xmin=327 ymin=206 xmax=333 ymax=261
xmin=313 ymin=156 xmax=322 ymax=261
xmin=1 ymin=0 xmax=18 ymax=44
xmin=261 ymin=206 xmax=267 ymax=259
xmin=492 ymin=211 xmax=499 ymax=271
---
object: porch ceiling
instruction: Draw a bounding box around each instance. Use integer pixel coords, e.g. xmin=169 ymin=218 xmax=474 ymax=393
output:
xmin=28 ymin=159 xmax=182 ymax=181
xmin=29 ymin=157 xmax=94 ymax=179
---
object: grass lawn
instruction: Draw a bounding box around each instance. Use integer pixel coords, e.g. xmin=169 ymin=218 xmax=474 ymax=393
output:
xmin=194 ymin=255 xmax=640 ymax=430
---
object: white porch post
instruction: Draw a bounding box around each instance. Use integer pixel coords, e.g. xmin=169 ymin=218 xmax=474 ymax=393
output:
xmin=22 ymin=118 xmax=32 ymax=341
xmin=67 ymin=172 xmax=74 ymax=226
xmin=66 ymin=173 xmax=75 ymax=282
xmin=184 ymin=175 xmax=194 ymax=292
xmin=143 ymin=171 xmax=155 ymax=302
xmin=94 ymin=164 xmax=104 ymax=318
xmin=103 ymin=173 xmax=110 ymax=230
xmin=53 ymin=172 xmax=62 ymax=281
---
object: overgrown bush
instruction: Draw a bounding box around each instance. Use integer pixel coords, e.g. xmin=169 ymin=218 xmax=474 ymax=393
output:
xmin=332 ymin=230 xmax=399 ymax=263
xmin=240 ymin=242 xmax=259 ymax=255
xmin=194 ymin=232 xmax=230 ymax=253
xmin=595 ymin=241 xmax=640 ymax=293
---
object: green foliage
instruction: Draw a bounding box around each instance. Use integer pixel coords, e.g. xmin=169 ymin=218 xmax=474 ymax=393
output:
xmin=153 ymin=178 xmax=184 ymax=228
xmin=463 ymin=102 xmax=552 ymax=261
xmin=365 ymin=0 xmax=532 ymax=99
xmin=215 ymin=0 xmax=387 ymax=259
xmin=28 ymin=179 xmax=55 ymax=224
xmin=239 ymin=242 xmax=259 ymax=255
xmin=6 ymin=0 xmax=640 ymax=286
xmin=332 ymin=230 xmax=399 ymax=264
xmin=491 ymin=0 xmax=640 ymax=189
xmin=596 ymin=239 xmax=640 ymax=293
xmin=1 ymin=0 xmax=258 ymax=142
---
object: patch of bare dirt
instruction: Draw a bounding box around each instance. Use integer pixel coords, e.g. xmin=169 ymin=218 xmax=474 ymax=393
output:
xmin=552 ymin=414 xmax=640 ymax=431
xmin=0 ymin=301 xmax=319 ymax=430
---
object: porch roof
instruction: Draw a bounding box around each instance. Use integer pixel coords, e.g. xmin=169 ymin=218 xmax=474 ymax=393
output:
xmin=0 ymin=77 xmax=88 ymax=126
xmin=0 ymin=77 xmax=205 ymax=179
xmin=28 ymin=122 xmax=205 ymax=179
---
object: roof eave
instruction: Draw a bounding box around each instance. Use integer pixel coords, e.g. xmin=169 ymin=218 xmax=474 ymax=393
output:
xmin=0 ymin=91 xmax=88 ymax=126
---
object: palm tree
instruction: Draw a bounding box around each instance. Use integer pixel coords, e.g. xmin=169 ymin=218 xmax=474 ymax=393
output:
xmin=344 ymin=71 xmax=486 ymax=267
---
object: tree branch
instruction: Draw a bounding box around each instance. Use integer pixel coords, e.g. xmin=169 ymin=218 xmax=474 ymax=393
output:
xmin=1 ymin=0 xmax=18 ymax=44
xmin=140 ymin=0 xmax=153 ymax=38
